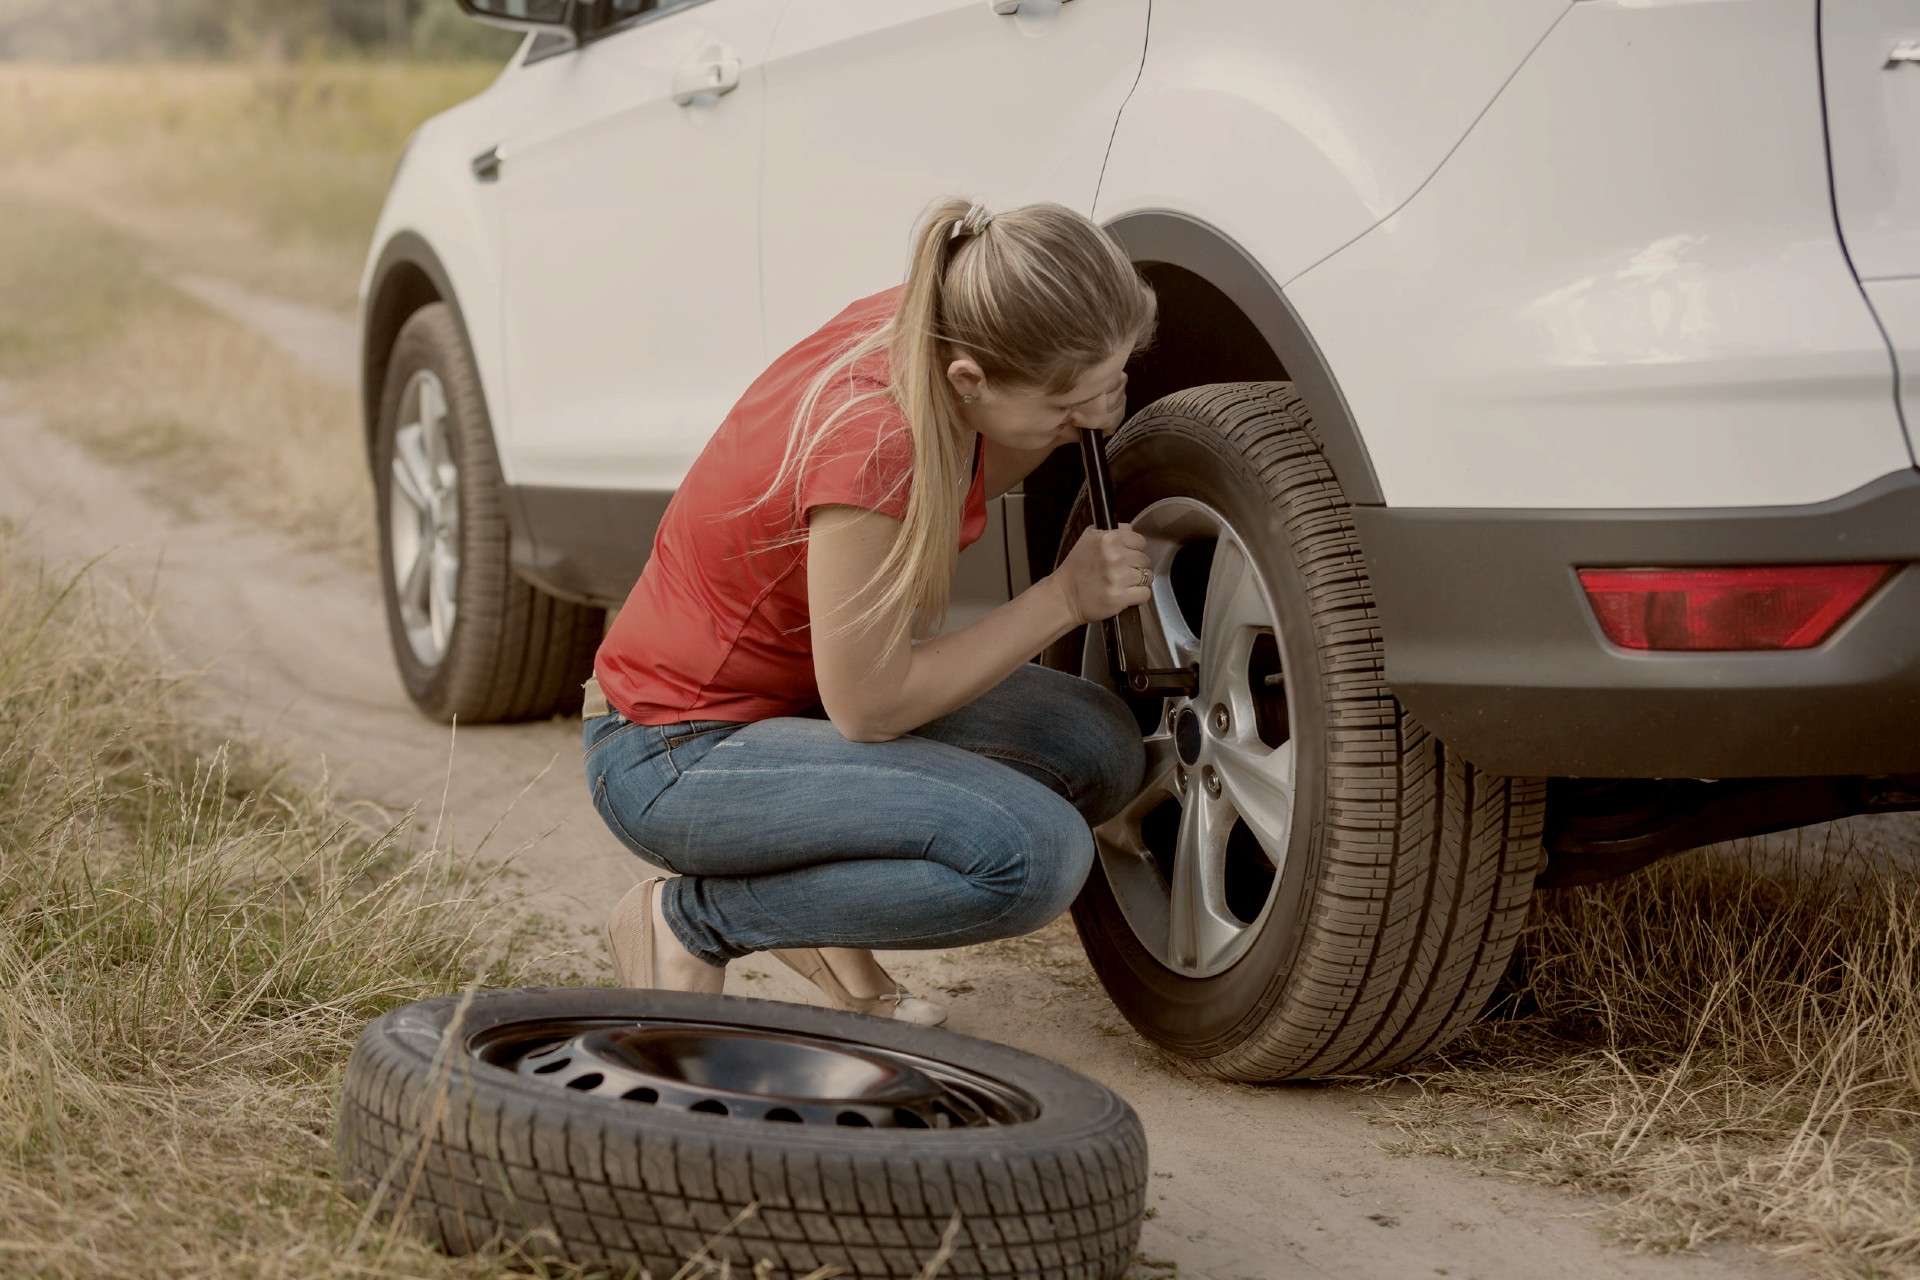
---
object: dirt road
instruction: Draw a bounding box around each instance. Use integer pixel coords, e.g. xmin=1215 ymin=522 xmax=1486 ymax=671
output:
xmin=0 ymin=278 xmax=1801 ymax=1280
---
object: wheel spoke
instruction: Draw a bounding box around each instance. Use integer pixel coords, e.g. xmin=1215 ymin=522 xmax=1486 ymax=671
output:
xmin=1197 ymin=536 xmax=1268 ymax=714
xmin=1137 ymin=530 xmax=1198 ymax=668
xmin=393 ymin=428 xmax=435 ymax=518
xmin=1168 ymin=793 xmax=1240 ymax=971
xmin=429 ymin=546 xmax=457 ymax=653
xmin=1099 ymin=730 xmax=1179 ymax=852
xmin=390 ymin=429 xmax=432 ymax=517
xmin=400 ymin=538 xmax=432 ymax=615
xmin=418 ymin=376 xmax=450 ymax=465
xmin=1212 ymin=737 xmax=1296 ymax=864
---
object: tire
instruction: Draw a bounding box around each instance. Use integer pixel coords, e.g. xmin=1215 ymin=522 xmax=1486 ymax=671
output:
xmin=374 ymin=303 xmax=603 ymax=723
xmin=336 ymin=988 xmax=1147 ymax=1280
xmin=1048 ymin=383 xmax=1546 ymax=1082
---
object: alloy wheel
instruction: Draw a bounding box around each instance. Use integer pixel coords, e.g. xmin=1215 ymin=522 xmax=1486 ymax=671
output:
xmin=1082 ymin=497 xmax=1297 ymax=979
xmin=388 ymin=368 xmax=461 ymax=667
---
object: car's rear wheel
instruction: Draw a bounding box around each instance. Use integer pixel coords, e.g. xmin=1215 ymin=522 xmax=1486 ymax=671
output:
xmin=375 ymin=304 xmax=603 ymax=722
xmin=1049 ymin=383 xmax=1546 ymax=1081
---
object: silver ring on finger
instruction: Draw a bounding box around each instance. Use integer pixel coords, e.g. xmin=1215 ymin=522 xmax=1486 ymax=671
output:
xmin=1137 ymin=566 xmax=1153 ymax=588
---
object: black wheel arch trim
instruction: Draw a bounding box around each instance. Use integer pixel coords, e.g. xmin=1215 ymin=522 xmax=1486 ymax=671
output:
xmin=364 ymin=230 xmax=556 ymax=589
xmin=364 ymin=230 xmax=473 ymax=466
xmin=1102 ymin=209 xmax=1385 ymax=507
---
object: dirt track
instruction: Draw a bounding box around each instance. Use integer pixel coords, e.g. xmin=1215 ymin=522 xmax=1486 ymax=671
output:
xmin=0 ymin=278 xmax=1804 ymax=1280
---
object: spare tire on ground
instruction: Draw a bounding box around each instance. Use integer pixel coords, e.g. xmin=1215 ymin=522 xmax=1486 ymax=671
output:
xmin=336 ymin=988 xmax=1147 ymax=1279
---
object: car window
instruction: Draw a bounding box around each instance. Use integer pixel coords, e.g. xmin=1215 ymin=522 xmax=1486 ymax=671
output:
xmin=603 ymin=0 xmax=707 ymax=32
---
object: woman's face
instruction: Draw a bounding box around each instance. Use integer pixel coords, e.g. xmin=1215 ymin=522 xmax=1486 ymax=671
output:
xmin=949 ymin=347 xmax=1131 ymax=452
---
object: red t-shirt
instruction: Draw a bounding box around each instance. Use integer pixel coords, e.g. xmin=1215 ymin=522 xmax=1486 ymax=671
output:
xmin=595 ymin=286 xmax=989 ymax=724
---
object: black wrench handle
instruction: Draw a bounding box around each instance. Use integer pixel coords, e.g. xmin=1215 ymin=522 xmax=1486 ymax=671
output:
xmin=1077 ymin=431 xmax=1197 ymax=698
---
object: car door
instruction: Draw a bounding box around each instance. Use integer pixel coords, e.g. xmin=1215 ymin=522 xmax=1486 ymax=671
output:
xmin=757 ymin=0 xmax=1151 ymax=353
xmin=493 ymin=0 xmax=790 ymax=494
xmin=756 ymin=0 xmax=1151 ymax=620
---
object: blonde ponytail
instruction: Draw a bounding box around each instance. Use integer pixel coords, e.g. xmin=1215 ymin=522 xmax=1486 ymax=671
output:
xmin=767 ymin=198 xmax=1156 ymax=650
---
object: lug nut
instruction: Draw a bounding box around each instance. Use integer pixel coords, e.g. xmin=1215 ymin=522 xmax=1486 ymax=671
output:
xmin=1210 ymin=705 xmax=1229 ymax=735
xmin=1203 ymin=767 xmax=1222 ymax=799
xmin=1175 ymin=768 xmax=1189 ymax=795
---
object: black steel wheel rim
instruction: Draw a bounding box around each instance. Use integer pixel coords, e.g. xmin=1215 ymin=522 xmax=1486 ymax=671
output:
xmin=469 ymin=1017 xmax=1041 ymax=1130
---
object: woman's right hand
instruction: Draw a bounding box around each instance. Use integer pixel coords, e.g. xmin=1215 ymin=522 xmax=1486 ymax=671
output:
xmin=1048 ymin=524 xmax=1152 ymax=625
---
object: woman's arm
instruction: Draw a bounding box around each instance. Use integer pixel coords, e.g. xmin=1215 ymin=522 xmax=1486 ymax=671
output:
xmin=808 ymin=505 xmax=1149 ymax=742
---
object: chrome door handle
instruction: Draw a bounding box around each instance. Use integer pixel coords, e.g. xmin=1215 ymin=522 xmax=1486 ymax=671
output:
xmin=990 ymin=0 xmax=1073 ymax=11
xmin=1888 ymin=39 xmax=1920 ymax=66
xmin=672 ymin=54 xmax=741 ymax=105
xmin=471 ymin=145 xmax=501 ymax=182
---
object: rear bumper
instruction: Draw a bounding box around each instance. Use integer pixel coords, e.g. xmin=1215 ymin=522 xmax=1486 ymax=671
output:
xmin=1353 ymin=470 xmax=1920 ymax=779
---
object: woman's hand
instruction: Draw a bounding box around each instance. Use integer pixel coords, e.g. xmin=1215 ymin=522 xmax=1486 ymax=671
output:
xmin=1048 ymin=523 xmax=1152 ymax=625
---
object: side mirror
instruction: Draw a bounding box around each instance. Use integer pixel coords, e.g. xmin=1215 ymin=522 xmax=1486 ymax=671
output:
xmin=455 ymin=0 xmax=588 ymax=50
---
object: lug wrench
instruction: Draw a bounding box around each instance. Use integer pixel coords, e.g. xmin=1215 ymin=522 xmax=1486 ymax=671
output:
xmin=1077 ymin=430 xmax=1199 ymax=698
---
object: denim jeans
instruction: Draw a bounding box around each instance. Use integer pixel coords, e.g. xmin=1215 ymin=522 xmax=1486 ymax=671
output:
xmin=582 ymin=662 xmax=1144 ymax=966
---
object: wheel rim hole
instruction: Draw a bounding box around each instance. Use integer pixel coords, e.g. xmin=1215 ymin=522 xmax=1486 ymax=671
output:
xmin=765 ymin=1107 xmax=803 ymax=1124
xmin=1169 ymin=539 xmax=1216 ymax=636
xmin=690 ymin=1099 xmax=729 ymax=1116
xmin=1140 ymin=798 xmax=1181 ymax=888
xmin=1223 ymin=818 xmax=1278 ymax=926
xmin=532 ymin=1057 xmax=569 ymax=1074
xmin=835 ymin=1111 xmax=874 ymax=1128
xmin=1247 ymin=632 xmax=1289 ymax=750
xmin=892 ymin=1108 xmax=930 ymax=1129
xmin=564 ymin=1073 xmax=604 ymax=1091
xmin=622 ymin=1086 xmax=659 ymax=1104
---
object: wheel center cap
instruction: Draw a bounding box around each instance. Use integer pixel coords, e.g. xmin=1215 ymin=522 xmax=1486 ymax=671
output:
xmin=1174 ymin=706 xmax=1203 ymax=766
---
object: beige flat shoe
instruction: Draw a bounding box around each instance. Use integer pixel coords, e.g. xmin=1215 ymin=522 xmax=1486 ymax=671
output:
xmin=606 ymin=878 xmax=660 ymax=987
xmin=608 ymin=879 xmax=728 ymax=994
xmin=770 ymin=947 xmax=947 ymax=1026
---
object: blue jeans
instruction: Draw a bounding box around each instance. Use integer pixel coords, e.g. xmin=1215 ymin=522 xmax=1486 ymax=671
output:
xmin=582 ymin=662 xmax=1144 ymax=966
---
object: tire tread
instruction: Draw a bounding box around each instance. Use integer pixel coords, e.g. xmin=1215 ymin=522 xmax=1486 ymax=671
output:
xmin=376 ymin=304 xmax=603 ymax=724
xmin=1078 ymin=383 xmax=1545 ymax=1081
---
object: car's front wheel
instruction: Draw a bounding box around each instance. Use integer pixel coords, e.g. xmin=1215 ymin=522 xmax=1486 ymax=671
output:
xmin=1050 ymin=383 xmax=1546 ymax=1081
xmin=374 ymin=304 xmax=603 ymax=722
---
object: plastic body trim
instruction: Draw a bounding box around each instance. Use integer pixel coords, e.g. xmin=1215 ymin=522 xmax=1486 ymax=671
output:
xmin=1356 ymin=470 xmax=1920 ymax=778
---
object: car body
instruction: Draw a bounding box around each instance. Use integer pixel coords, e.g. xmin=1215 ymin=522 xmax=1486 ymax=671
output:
xmin=361 ymin=0 xmax=1920 ymax=1072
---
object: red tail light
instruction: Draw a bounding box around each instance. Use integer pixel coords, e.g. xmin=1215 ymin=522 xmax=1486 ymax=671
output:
xmin=1577 ymin=564 xmax=1896 ymax=651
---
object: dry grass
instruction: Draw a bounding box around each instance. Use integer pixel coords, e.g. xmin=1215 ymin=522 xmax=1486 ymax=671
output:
xmin=1377 ymin=835 xmax=1920 ymax=1278
xmin=0 ymin=184 xmax=374 ymax=560
xmin=0 ymin=528 xmax=622 ymax=1278
xmin=0 ymin=59 xmax=501 ymax=309
xmin=0 ymin=59 xmax=496 ymax=560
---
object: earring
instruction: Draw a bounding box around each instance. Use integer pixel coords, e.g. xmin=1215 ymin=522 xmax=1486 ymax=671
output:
xmin=962 ymin=395 xmax=975 ymax=404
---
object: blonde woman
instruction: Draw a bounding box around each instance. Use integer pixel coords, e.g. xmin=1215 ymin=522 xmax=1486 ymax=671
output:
xmin=583 ymin=199 xmax=1156 ymax=1024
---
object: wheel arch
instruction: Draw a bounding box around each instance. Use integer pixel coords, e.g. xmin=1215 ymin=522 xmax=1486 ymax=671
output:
xmin=1018 ymin=211 xmax=1383 ymax=583
xmin=361 ymin=231 xmax=486 ymax=470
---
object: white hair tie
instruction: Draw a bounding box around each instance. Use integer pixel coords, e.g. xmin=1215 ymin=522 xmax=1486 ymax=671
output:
xmin=949 ymin=202 xmax=994 ymax=241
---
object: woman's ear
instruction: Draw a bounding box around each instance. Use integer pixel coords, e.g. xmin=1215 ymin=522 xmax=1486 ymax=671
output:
xmin=945 ymin=357 xmax=986 ymax=403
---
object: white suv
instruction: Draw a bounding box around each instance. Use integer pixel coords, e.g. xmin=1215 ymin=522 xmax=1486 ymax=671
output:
xmin=359 ymin=0 xmax=1920 ymax=1082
